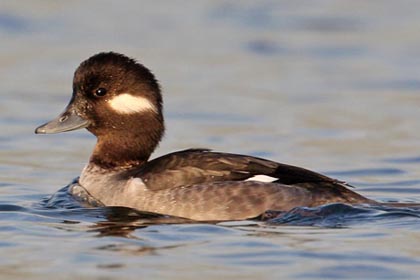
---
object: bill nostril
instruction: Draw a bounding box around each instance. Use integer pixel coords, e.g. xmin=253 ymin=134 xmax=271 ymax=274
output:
xmin=59 ymin=115 xmax=68 ymax=122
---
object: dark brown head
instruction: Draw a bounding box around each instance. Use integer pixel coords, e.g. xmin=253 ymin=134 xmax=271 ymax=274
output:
xmin=36 ymin=52 xmax=165 ymax=168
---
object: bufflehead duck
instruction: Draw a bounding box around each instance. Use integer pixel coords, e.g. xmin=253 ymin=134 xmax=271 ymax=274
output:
xmin=36 ymin=52 xmax=375 ymax=221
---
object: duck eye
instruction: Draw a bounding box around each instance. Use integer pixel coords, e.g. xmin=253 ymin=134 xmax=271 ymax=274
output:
xmin=95 ymin=88 xmax=107 ymax=97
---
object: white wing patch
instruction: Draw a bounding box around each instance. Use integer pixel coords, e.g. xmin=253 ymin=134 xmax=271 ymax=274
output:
xmin=245 ymin=175 xmax=278 ymax=183
xmin=108 ymin=93 xmax=157 ymax=114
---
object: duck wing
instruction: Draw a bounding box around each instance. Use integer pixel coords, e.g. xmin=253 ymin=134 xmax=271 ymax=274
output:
xmin=135 ymin=149 xmax=349 ymax=191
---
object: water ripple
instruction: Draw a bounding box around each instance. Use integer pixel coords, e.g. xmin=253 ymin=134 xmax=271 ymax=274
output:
xmin=268 ymin=203 xmax=420 ymax=227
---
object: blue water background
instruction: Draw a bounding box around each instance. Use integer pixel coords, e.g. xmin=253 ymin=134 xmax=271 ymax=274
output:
xmin=1 ymin=1 xmax=420 ymax=279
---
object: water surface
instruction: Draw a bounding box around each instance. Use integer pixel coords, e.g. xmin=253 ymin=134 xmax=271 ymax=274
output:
xmin=1 ymin=1 xmax=420 ymax=279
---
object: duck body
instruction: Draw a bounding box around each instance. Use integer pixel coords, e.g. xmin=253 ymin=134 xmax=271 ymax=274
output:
xmin=78 ymin=148 xmax=373 ymax=221
xmin=36 ymin=52 xmax=374 ymax=221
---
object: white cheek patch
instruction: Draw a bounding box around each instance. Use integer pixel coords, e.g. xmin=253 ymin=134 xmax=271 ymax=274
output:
xmin=107 ymin=93 xmax=157 ymax=114
xmin=245 ymin=175 xmax=278 ymax=183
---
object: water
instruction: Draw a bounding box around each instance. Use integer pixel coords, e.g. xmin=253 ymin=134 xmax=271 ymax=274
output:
xmin=1 ymin=1 xmax=420 ymax=279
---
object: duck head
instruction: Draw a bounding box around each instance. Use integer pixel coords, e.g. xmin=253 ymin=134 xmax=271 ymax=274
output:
xmin=36 ymin=52 xmax=165 ymax=168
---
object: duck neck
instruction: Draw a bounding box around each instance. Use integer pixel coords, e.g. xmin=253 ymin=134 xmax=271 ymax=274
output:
xmin=90 ymin=127 xmax=163 ymax=170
